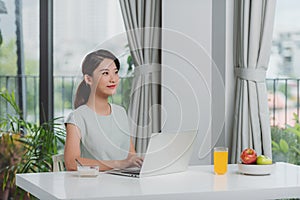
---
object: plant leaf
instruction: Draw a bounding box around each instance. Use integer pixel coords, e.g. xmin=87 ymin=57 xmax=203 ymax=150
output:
xmin=279 ymin=139 xmax=289 ymax=153
xmin=272 ymin=141 xmax=280 ymax=152
xmin=291 ymin=146 xmax=300 ymax=155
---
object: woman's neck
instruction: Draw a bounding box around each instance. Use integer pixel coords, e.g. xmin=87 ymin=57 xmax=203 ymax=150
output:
xmin=86 ymin=96 xmax=111 ymax=116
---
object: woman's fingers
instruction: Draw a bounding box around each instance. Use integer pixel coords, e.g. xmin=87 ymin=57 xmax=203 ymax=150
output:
xmin=134 ymin=156 xmax=143 ymax=167
xmin=124 ymin=155 xmax=144 ymax=168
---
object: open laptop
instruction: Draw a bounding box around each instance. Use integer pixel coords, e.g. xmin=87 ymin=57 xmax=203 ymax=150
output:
xmin=107 ymin=130 xmax=197 ymax=178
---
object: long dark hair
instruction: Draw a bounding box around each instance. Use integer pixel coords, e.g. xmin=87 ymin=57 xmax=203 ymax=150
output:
xmin=74 ymin=49 xmax=120 ymax=109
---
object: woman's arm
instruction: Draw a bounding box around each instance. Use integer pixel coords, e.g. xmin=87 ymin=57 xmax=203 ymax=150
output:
xmin=64 ymin=123 xmax=82 ymax=171
xmin=64 ymin=124 xmax=143 ymax=171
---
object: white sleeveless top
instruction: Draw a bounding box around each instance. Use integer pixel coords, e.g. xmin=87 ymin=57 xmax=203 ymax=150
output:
xmin=65 ymin=104 xmax=130 ymax=160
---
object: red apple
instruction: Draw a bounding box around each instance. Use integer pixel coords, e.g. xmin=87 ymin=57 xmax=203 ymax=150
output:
xmin=240 ymin=148 xmax=257 ymax=164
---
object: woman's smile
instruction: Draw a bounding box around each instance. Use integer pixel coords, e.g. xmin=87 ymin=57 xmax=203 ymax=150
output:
xmin=107 ymin=84 xmax=117 ymax=89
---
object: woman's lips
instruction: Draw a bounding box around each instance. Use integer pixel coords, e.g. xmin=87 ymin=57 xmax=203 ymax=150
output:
xmin=107 ymin=85 xmax=116 ymax=89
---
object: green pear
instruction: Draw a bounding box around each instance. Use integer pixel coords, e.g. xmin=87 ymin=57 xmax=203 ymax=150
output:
xmin=256 ymin=155 xmax=272 ymax=165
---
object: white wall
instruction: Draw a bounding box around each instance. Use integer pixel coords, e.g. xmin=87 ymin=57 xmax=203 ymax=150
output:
xmin=162 ymin=0 xmax=213 ymax=165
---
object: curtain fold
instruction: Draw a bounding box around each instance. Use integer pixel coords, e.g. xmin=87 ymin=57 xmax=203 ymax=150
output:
xmin=231 ymin=0 xmax=277 ymax=163
xmin=119 ymin=0 xmax=161 ymax=154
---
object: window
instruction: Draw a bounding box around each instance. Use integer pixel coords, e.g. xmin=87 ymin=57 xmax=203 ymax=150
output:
xmin=267 ymin=0 xmax=300 ymax=165
xmin=0 ymin=0 xmax=39 ymax=122
xmin=53 ymin=0 xmax=131 ymax=120
xmin=0 ymin=0 xmax=132 ymax=124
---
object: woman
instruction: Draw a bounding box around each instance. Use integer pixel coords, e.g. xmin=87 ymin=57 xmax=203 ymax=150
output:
xmin=64 ymin=49 xmax=143 ymax=171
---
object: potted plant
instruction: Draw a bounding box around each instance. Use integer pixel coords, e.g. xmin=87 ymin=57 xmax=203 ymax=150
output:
xmin=0 ymin=89 xmax=65 ymax=199
xmin=0 ymin=132 xmax=25 ymax=199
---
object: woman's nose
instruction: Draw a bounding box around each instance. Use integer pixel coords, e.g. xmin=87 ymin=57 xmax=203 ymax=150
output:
xmin=109 ymin=73 xmax=118 ymax=82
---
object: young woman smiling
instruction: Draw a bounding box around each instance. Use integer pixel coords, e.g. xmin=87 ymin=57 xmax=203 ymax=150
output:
xmin=64 ymin=49 xmax=143 ymax=171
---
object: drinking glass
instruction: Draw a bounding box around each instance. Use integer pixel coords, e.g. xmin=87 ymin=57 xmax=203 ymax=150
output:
xmin=214 ymin=147 xmax=228 ymax=175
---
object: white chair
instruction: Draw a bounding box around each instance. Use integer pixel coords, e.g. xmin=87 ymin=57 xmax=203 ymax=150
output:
xmin=52 ymin=153 xmax=65 ymax=172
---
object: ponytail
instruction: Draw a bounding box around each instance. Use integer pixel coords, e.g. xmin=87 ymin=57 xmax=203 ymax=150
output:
xmin=74 ymin=80 xmax=90 ymax=109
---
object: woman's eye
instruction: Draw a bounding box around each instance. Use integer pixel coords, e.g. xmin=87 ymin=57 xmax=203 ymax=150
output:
xmin=115 ymin=70 xmax=119 ymax=74
xmin=102 ymin=72 xmax=109 ymax=75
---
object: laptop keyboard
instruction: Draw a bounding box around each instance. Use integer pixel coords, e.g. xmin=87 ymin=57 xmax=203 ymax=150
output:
xmin=122 ymin=167 xmax=141 ymax=174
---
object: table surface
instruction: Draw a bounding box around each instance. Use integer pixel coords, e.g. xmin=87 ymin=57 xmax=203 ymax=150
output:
xmin=16 ymin=162 xmax=300 ymax=200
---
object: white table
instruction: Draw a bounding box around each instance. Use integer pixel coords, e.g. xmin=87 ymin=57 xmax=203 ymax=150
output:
xmin=16 ymin=162 xmax=300 ymax=200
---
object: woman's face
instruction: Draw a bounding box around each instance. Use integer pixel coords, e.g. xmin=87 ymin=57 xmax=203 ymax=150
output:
xmin=86 ymin=58 xmax=119 ymax=98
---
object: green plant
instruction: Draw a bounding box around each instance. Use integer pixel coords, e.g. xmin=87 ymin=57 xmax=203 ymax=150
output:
xmin=0 ymin=39 xmax=18 ymax=75
xmin=0 ymin=89 xmax=65 ymax=199
xmin=0 ymin=0 xmax=8 ymax=47
xmin=271 ymin=113 xmax=300 ymax=165
xmin=286 ymin=113 xmax=300 ymax=156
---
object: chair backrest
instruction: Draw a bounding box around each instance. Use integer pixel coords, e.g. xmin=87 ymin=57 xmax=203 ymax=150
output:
xmin=52 ymin=153 xmax=65 ymax=172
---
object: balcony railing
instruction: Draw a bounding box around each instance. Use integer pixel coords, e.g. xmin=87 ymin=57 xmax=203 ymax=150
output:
xmin=0 ymin=75 xmax=133 ymax=124
xmin=266 ymin=78 xmax=300 ymax=128
xmin=1 ymin=75 xmax=299 ymax=128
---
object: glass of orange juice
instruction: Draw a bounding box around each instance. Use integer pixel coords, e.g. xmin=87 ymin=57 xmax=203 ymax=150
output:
xmin=214 ymin=147 xmax=228 ymax=175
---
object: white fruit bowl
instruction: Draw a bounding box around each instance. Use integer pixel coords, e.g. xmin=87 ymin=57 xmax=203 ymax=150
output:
xmin=238 ymin=163 xmax=275 ymax=175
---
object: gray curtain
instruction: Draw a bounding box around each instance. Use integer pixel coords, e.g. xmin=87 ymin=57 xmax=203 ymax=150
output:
xmin=231 ymin=0 xmax=277 ymax=163
xmin=119 ymin=0 xmax=161 ymax=154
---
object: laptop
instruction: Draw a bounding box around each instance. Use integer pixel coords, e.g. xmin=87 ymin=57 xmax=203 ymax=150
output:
xmin=107 ymin=130 xmax=197 ymax=178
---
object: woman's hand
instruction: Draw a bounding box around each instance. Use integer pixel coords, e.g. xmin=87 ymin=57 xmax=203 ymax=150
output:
xmin=121 ymin=154 xmax=144 ymax=169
